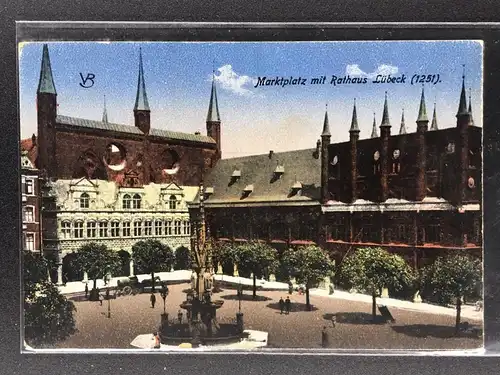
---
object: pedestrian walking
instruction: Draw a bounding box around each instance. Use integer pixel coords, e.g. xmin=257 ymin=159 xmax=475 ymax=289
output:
xmin=150 ymin=292 xmax=156 ymax=308
xmin=278 ymin=297 xmax=285 ymax=314
xmin=285 ymin=296 xmax=291 ymax=314
xmin=177 ymin=310 xmax=183 ymax=324
xmin=84 ymin=282 xmax=89 ymax=299
xmin=153 ymin=332 xmax=161 ymax=349
xmin=288 ymin=281 xmax=293 ymax=295
xmin=321 ymin=326 xmax=329 ymax=348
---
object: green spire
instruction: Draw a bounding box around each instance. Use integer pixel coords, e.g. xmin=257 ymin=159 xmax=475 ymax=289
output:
xmin=457 ymin=67 xmax=468 ymax=116
xmin=102 ymin=94 xmax=108 ymax=123
xmin=134 ymin=48 xmax=150 ymax=111
xmin=321 ymin=103 xmax=331 ymax=137
xmin=371 ymin=112 xmax=378 ymax=138
xmin=399 ymin=109 xmax=406 ymax=134
xmin=380 ymin=92 xmax=390 ymax=127
xmin=417 ymin=86 xmax=428 ymax=122
xmin=37 ymin=44 xmax=57 ymax=94
xmin=430 ymin=102 xmax=438 ymax=130
xmin=207 ymin=71 xmax=221 ymax=122
xmin=349 ymin=99 xmax=360 ymax=132
xmin=468 ymin=88 xmax=474 ymax=125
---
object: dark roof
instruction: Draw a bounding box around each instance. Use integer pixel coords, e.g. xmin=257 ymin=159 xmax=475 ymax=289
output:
xmin=56 ymin=115 xmax=216 ymax=144
xmin=203 ymin=148 xmax=321 ymax=204
xmin=21 ymin=137 xmax=38 ymax=166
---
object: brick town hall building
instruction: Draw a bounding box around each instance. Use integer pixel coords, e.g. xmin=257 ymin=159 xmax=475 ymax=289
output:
xmin=22 ymin=45 xmax=221 ymax=284
xmin=22 ymin=44 xmax=482 ymax=285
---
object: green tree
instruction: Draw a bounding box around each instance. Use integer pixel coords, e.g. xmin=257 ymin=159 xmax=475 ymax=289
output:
xmin=132 ymin=240 xmax=174 ymax=292
xmin=23 ymin=251 xmax=76 ymax=346
xmin=212 ymin=241 xmax=236 ymax=274
xmin=233 ymin=242 xmax=279 ymax=299
xmin=419 ymin=252 xmax=482 ymax=333
xmin=173 ymin=246 xmax=192 ymax=270
xmin=282 ymin=245 xmax=335 ymax=311
xmin=74 ymin=242 xmax=121 ymax=298
xmin=338 ymin=247 xmax=415 ymax=321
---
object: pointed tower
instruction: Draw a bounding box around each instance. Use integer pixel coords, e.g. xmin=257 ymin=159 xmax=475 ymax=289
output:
xmin=102 ymin=95 xmax=109 ymax=123
xmin=349 ymin=99 xmax=360 ymax=203
xmin=415 ymin=86 xmax=429 ymax=201
xmin=206 ymin=71 xmax=222 ymax=160
xmin=399 ymin=109 xmax=407 ymax=135
xmin=456 ymin=69 xmax=471 ymax=207
xmin=320 ymin=104 xmax=331 ymax=204
xmin=379 ymin=92 xmax=391 ymax=202
xmin=468 ymin=88 xmax=474 ymax=126
xmin=37 ymin=44 xmax=58 ymax=176
xmin=430 ymin=102 xmax=438 ymax=131
xmin=133 ymin=48 xmax=151 ymax=134
xmin=371 ymin=113 xmax=378 ymax=138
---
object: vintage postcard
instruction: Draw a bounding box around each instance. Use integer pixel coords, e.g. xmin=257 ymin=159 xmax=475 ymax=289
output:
xmin=19 ymin=40 xmax=483 ymax=351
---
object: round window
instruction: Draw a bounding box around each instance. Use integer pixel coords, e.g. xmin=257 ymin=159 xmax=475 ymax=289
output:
xmin=446 ymin=143 xmax=455 ymax=154
xmin=393 ymin=149 xmax=400 ymax=159
xmin=332 ymin=155 xmax=338 ymax=165
xmin=468 ymin=177 xmax=475 ymax=189
xmin=374 ymin=151 xmax=380 ymax=161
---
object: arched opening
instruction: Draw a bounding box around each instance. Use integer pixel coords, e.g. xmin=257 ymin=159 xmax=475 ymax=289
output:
xmin=104 ymin=143 xmax=127 ymax=171
xmin=117 ymin=250 xmax=131 ymax=277
xmin=80 ymin=192 xmax=90 ymax=209
xmin=132 ymin=194 xmax=142 ymax=209
xmin=169 ymin=195 xmax=177 ymax=210
xmin=62 ymin=252 xmax=83 ymax=283
xmin=123 ymin=194 xmax=131 ymax=209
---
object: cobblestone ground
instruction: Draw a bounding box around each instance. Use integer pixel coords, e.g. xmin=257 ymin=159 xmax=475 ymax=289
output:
xmin=48 ymin=283 xmax=481 ymax=350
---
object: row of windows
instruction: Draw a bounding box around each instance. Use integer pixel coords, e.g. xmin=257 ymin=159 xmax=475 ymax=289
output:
xmin=79 ymin=193 xmax=181 ymax=210
xmin=22 ymin=179 xmax=35 ymax=195
xmin=60 ymin=219 xmax=191 ymax=239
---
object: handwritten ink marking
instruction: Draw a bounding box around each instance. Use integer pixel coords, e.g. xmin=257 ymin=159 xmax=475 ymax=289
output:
xmin=79 ymin=73 xmax=96 ymax=88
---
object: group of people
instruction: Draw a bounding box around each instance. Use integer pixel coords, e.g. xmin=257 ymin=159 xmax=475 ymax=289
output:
xmin=278 ymin=296 xmax=292 ymax=314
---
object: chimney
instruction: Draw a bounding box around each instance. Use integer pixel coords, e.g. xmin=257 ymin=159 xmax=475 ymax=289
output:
xmin=269 ymin=150 xmax=274 ymax=159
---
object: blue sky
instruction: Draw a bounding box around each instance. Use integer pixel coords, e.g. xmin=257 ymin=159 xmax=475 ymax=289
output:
xmin=19 ymin=41 xmax=483 ymax=158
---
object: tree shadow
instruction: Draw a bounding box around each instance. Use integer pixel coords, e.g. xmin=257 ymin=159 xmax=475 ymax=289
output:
xmin=221 ymin=294 xmax=272 ymax=302
xmin=391 ymin=324 xmax=483 ymax=339
xmin=267 ymin=302 xmax=319 ymax=312
xmin=323 ymin=312 xmax=387 ymax=325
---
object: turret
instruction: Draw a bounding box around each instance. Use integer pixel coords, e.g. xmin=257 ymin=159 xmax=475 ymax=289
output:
xmin=37 ymin=44 xmax=57 ymax=176
xmin=320 ymin=105 xmax=331 ymax=203
xmin=430 ymin=102 xmax=438 ymax=131
xmin=349 ymin=99 xmax=360 ymax=202
xmin=133 ymin=48 xmax=151 ymax=135
xmin=379 ymin=92 xmax=391 ymax=202
xmin=415 ymin=86 xmax=429 ymax=201
xmin=206 ymin=71 xmax=222 ymax=160
xmin=399 ymin=109 xmax=407 ymax=135
xmin=370 ymin=113 xmax=378 ymax=138
xmin=102 ymin=95 xmax=108 ymax=123
xmin=456 ymin=70 xmax=471 ymax=206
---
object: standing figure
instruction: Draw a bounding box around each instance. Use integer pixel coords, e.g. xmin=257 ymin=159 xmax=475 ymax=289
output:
xmin=288 ymin=281 xmax=293 ymax=295
xmin=285 ymin=296 xmax=291 ymax=314
xmin=177 ymin=310 xmax=183 ymax=324
xmin=321 ymin=326 xmax=329 ymax=348
xmin=84 ymin=283 xmax=89 ymax=299
xmin=150 ymin=292 xmax=156 ymax=308
xmin=153 ymin=332 xmax=161 ymax=349
xmin=279 ymin=297 xmax=285 ymax=315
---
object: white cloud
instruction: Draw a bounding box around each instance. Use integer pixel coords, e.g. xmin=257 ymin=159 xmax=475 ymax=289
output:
xmin=345 ymin=64 xmax=399 ymax=79
xmin=213 ymin=64 xmax=255 ymax=96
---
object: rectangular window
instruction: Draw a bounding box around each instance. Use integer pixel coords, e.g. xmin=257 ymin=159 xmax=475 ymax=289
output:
xmin=61 ymin=221 xmax=71 ymax=239
xmin=87 ymin=222 xmax=97 ymax=238
xmin=24 ymin=179 xmax=34 ymax=195
xmin=155 ymin=220 xmax=163 ymax=236
xmin=166 ymin=220 xmax=172 ymax=236
xmin=174 ymin=220 xmax=182 ymax=235
xmin=144 ymin=221 xmax=152 ymax=236
xmin=99 ymin=221 xmax=108 ymax=238
xmin=74 ymin=222 xmax=84 ymax=238
xmin=25 ymin=233 xmax=35 ymax=251
xmin=183 ymin=221 xmax=191 ymax=235
xmin=134 ymin=222 xmax=142 ymax=237
xmin=111 ymin=222 xmax=120 ymax=237
xmin=23 ymin=206 xmax=35 ymax=223
xmin=426 ymin=224 xmax=441 ymax=243
xmin=123 ymin=222 xmax=131 ymax=237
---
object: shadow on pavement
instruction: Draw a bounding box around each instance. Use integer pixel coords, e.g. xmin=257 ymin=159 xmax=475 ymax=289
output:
xmin=267 ymin=302 xmax=319 ymax=312
xmin=391 ymin=324 xmax=482 ymax=339
xmin=323 ymin=312 xmax=387 ymax=325
xmin=221 ymin=294 xmax=272 ymax=302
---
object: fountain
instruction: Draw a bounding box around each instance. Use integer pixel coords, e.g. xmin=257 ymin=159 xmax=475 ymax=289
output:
xmin=159 ymin=183 xmax=247 ymax=347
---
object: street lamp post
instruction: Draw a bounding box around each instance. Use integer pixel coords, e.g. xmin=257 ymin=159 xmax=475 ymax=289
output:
xmin=160 ymin=286 xmax=169 ymax=315
xmin=106 ymin=287 xmax=111 ymax=318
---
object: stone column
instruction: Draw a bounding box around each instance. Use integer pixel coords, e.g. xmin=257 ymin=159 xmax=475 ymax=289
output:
xmin=233 ymin=263 xmax=239 ymax=277
xmin=57 ymin=263 xmax=63 ymax=285
xmin=129 ymin=258 xmax=135 ymax=276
